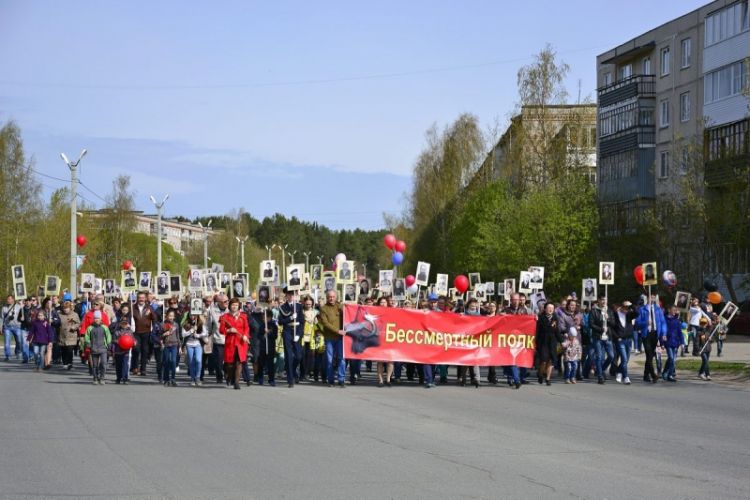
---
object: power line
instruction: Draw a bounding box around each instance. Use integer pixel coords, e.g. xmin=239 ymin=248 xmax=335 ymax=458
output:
xmin=77 ymin=179 xmax=107 ymax=203
xmin=0 ymin=45 xmax=608 ymax=91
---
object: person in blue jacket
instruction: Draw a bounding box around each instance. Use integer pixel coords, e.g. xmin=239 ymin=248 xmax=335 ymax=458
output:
xmin=635 ymin=294 xmax=667 ymax=383
xmin=661 ymin=305 xmax=683 ymax=382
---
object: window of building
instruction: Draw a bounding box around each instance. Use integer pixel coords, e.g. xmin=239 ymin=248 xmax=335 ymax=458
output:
xmin=706 ymin=120 xmax=749 ymax=161
xmin=642 ymin=57 xmax=651 ymax=75
xmin=659 ymin=151 xmax=670 ymax=178
xmin=599 ymin=150 xmax=638 ymax=182
xmin=680 ymin=147 xmax=690 ymax=174
xmin=603 ymin=72 xmax=612 ymax=86
xmin=660 ymin=99 xmax=670 ymax=127
xmin=704 ymin=60 xmax=749 ymax=103
xmin=681 ymin=38 xmax=691 ymax=68
xmin=705 ymin=1 xmax=750 ymax=46
xmin=619 ymin=64 xmax=632 ymax=80
xmin=680 ymin=92 xmax=691 ymax=122
xmin=660 ymin=46 xmax=670 ymax=76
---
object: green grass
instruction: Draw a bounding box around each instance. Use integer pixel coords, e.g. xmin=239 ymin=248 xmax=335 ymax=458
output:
xmin=676 ymin=359 xmax=750 ymax=374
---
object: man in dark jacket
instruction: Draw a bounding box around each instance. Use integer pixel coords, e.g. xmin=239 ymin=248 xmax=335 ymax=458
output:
xmin=278 ymin=288 xmax=304 ymax=388
xmin=132 ymin=292 xmax=157 ymax=376
xmin=607 ymin=300 xmax=637 ymax=385
xmin=589 ymin=297 xmax=614 ymax=384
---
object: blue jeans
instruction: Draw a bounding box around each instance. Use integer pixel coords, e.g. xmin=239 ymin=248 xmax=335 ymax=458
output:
xmin=32 ymin=343 xmax=47 ymax=369
xmin=662 ymin=346 xmax=677 ymax=379
xmin=615 ymin=338 xmax=631 ymax=378
xmin=699 ymin=351 xmax=710 ymax=376
xmin=564 ymin=360 xmax=578 ymax=380
xmin=162 ymin=346 xmax=177 ymax=382
xmin=325 ymin=338 xmax=345 ymax=384
xmin=502 ymin=366 xmax=520 ymax=384
xmin=3 ymin=325 xmax=28 ymax=361
xmin=186 ymin=344 xmax=203 ymax=381
xmin=594 ymin=339 xmax=614 ymax=378
xmin=632 ymin=334 xmax=641 ymax=352
xmin=582 ymin=344 xmax=595 ymax=378
xmin=423 ymin=364 xmax=434 ymax=385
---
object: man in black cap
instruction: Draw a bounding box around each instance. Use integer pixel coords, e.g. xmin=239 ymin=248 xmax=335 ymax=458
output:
xmin=278 ymin=287 xmax=304 ymax=387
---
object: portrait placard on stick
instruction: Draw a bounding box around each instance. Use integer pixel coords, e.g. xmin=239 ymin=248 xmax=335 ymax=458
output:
xmin=599 ymin=261 xmax=615 ymax=285
xmin=415 ymin=262 xmax=430 ymax=287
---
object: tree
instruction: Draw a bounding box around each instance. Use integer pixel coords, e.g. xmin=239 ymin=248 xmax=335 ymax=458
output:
xmin=85 ymin=175 xmax=136 ymax=277
xmin=0 ymin=121 xmax=43 ymax=294
xmin=408 ymin=114 xmax=486 ymax=271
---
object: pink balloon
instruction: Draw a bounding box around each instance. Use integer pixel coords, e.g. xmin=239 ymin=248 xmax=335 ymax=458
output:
xmin=395 ymin=240 xmax=406 ymax=253
xmin=405 ymin=275 xmax=416 ymax=287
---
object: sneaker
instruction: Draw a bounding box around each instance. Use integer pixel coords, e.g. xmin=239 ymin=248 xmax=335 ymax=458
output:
xmin=268 ymin=380 xmax=275 ymax=387
xmin=571 ymin=379 xmax=577 ymax=384
xmin=623 ymin=377 xmax=631 ymax=385
xmin=615 ymin=373 xmax=622 ymax=383
xmin=706 ymin=375 xmax=712 ymax=381
xmin=338 ymin=382 xmax=346 ymax=388
xmin=565 ymin=379 xmax=571 ymax=384
xmin=99 ymin=380 xmax=104 ymax=385
xmin=190 ymin=381 xmax=197 ymax=387
xmin=92 ymin=379 xmax=98 ymax=385
xmin=700 ymin=373 xmax=707 ymax=380
xmin=597 ymin=377 xmax=605 ymax=384
xmin=197 ymin=380 xmax=203 ymax=386
xmin=170 ymin=380 xmax=177 ymax=387
xmin=123 ymin=380 xmax=129 ymax=385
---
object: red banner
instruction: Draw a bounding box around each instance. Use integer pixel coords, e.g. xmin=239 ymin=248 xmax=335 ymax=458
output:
xmin=343 ymin=305 xmax=536 ymax=367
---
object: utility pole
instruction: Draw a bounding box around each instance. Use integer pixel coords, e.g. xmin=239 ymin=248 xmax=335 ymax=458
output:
xmin=265 ymin=245 xmax=273 ymax=260
xmin=149 ymin=194 xmax=170 ymax=275
xmin=236 ymin=235 xmax=248 ymax=274
xmin=198 ymin=219 xmax=212 ymax=270
xmin=288 ymin=250 xmax=297 ymax=265
xmin=316 ymin=255 xmax=324 ymax=265
xmin=60 ymin=149 xmax=87 ymax=297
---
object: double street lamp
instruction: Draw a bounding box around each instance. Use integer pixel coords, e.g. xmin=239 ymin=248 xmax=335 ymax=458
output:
xmin=236 ymin=235 xmax=248 ymax=274
xmin=60 ymin=149 xmax=87 ymax=297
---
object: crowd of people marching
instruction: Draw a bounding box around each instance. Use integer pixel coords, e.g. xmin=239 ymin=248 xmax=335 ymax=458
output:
xmin=1 ymin=286 xmax=727 ymax=389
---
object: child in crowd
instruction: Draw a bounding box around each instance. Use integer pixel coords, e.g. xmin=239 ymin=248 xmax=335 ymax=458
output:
xmin=563 ymin=327 xmax=582 ymax=384
xmin=84 ymin=311 xmax=111 ymax=385
xmin=112 ymin=316 xmax=134 ymax=384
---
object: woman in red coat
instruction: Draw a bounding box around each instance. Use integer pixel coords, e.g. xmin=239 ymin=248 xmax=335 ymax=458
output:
xmin=220 ymin=298 xmax=250 ymax=390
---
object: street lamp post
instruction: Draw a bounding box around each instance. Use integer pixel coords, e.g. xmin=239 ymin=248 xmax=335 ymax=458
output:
xmin=288 ymin=250 xmax=297 ymax=265
xmin=236 ymin=235 xmax=248 ymax=274
xmin=362 ymin=263 xmax=367 ymax=280
xmin=60 ymin=149 xmax=87 ymax=297
xmin=265 ymin=245 xmax=273 ymax=260
xmin=302 ymin=251 xmax=311 ymax=273
xmin=198 ymin=219 xmax=212 ymax=270
xmin=149 ymin=194 xmax=170 ymax=275
xmin=316 ymin=255 xmax=324 ymax=265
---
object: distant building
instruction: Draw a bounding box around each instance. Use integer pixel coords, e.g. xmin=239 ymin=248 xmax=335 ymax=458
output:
xmin=470 ymin=104 xmax=597 ymax=192
xmin=88 ymin=210 xmax=214 ymax=255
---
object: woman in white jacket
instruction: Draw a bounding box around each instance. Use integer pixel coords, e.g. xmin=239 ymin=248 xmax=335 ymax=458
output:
xmin=182 ymin=313 xmax=208 ymax=387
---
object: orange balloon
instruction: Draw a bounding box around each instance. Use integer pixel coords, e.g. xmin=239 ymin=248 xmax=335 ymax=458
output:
xmin=707 ymin=291 xmax=722 ymax=304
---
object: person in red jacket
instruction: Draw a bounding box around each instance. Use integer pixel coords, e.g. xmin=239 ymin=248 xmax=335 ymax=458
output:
xmin=220 ymin=298 xmax=250 ymax=390
xmin=79 ymin=300 xmax=111 ymax=335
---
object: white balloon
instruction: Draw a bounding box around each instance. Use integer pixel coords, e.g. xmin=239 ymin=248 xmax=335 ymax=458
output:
xmin=335 ymin=253 xmax=346 ymax=264
xmin=407 ymin=284 xmax=419 ymax=294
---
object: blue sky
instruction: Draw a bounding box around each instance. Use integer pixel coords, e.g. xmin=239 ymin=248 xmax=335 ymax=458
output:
xmin=0 ymin=0 xmax=707 ymax=229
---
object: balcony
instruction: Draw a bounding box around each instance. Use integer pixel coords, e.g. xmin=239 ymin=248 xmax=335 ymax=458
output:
xmin=599 ymin=126 xmax=655 ymax=157
xmin=705 ymin=155 xmax=750 ymax=188
xmin=598 ymin=75 xmax=655 ymax=108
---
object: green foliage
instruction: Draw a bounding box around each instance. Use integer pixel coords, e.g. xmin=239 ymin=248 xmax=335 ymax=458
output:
xmin=450 ymin=176 xmax=598 ymax=297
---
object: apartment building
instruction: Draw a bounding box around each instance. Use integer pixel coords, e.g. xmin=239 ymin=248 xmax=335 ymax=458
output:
xmin=596 ymin=0 xmax=749 ymax=294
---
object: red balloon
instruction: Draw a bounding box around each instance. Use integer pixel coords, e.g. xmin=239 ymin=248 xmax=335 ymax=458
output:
xmin=122 ymin=260 xmax=133 ymax=270
xmin=395 ymin=240 xmax=407 ymax=253
xmin=383 ymin=234 xmax=397 ymax=250
xmin=633 ymin=265 xmax=644 ymax=285
xmin=405 ymin=275 xmax=416 ymax=287
xmin=454 ymin=275 xmax=469 ymax=294
xmin=117 ymin=334 xmax=135 ymax=350
xmin=76 ymin=235 xmax=87 ymax=247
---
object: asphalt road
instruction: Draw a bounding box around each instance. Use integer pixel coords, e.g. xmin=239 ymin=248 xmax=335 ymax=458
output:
xmin=1 ymin=360 xmax=748 ymax=500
